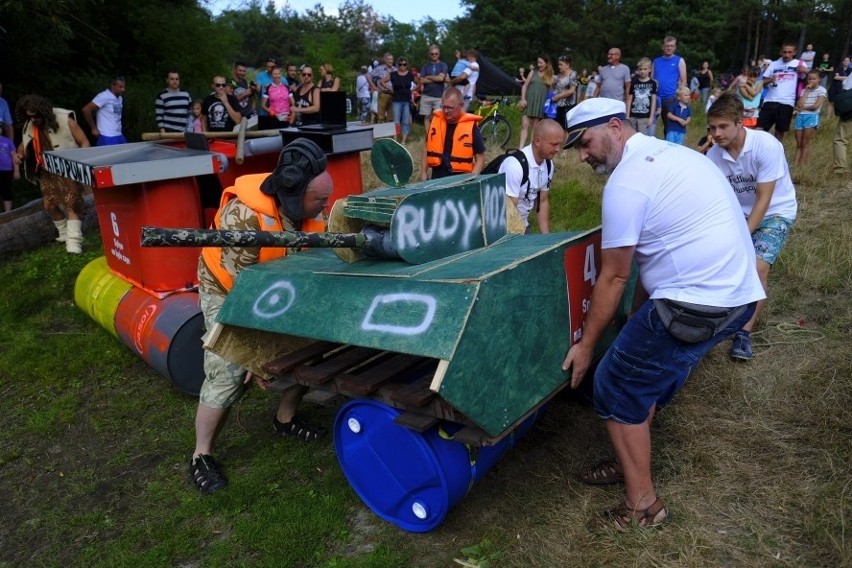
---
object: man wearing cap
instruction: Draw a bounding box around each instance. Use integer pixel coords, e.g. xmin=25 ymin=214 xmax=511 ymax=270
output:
xmin=254 ymin=57 xmax=278 ymax=117
xmin=420 ymin=87 xmax=486 ymax=180
xmin=561 ymin=98 xmax=764 ymax=530
xmin=189 ymin=139 xmax=333 ymax=495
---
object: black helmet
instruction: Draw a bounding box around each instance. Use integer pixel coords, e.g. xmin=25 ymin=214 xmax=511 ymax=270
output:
xmin=260 ymin=138 xmax=328 ymax=219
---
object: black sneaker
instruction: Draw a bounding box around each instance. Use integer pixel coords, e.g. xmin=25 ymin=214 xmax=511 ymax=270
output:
xmin=272 ymin=416 xmax=327 ymax=441
xmin=189 ymin=454 xmax=228 ymax=494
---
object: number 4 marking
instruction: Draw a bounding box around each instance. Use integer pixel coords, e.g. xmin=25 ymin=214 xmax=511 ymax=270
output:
xmin=583 ymin=244 xmax=597 ymax=286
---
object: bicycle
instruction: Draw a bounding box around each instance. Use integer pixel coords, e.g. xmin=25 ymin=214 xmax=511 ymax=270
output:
xmin=474 ymin=97 xmax=513 ymax=150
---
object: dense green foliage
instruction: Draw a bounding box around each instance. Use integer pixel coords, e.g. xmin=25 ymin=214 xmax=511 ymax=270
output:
xmin=1 ymin=0 xmax=850 ymax=138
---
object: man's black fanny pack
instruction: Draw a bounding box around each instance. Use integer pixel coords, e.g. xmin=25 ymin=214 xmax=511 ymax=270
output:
xmin=654 ymin=299 xmax=748 ymax=344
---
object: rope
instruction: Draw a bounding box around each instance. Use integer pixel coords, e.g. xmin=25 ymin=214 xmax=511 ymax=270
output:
xmin=750 ymin=320 xmax=825 ymax=349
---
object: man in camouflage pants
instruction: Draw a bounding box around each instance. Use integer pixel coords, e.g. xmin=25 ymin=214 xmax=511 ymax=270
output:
xmin=189 ymin=139 xmax=333 ymax=494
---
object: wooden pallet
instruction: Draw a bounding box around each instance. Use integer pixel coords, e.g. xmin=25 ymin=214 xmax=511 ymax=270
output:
xmin=261 ymin=342 xmax=487 ymax=436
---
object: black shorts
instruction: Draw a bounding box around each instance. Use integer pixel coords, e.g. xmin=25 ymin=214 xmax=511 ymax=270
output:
xmin=757 ymin=102 xmax=794 ymax=133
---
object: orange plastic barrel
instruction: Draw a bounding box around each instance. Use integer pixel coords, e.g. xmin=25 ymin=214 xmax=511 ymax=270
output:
xmin=115 ymin=289 xmax=205 ymax=396
xmin=74 ymin=257 xmax=133 ymax=338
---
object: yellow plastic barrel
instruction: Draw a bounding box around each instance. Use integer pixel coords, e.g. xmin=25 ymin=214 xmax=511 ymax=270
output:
xmin=74 ymin=257 xmax=133 ymax=338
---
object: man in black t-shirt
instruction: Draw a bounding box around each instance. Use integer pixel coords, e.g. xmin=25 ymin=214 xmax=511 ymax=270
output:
xmin=201 ymin=76 xmax=242 ymax=132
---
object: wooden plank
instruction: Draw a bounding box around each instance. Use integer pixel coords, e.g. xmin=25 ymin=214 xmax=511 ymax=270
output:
xmin=389 ymin=375 xmax=438 ymax=407
xmin=295 ymin=346 xmax=381 ymax=385
xmin=262 ymin=341 xmax=341 ymax=376
xmin=394 ymin=412 xmax=438 ymax=432
xmin=336 ymin=353 xmax=425 ymax=396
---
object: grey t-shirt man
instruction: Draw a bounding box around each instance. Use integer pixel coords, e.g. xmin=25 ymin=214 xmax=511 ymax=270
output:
xmin=598 ymin=64 xmax=631 ymax=101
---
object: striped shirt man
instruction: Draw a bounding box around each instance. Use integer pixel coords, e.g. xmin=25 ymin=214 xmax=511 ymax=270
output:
xmin=155 ymin=72 xmax=192 ymax=132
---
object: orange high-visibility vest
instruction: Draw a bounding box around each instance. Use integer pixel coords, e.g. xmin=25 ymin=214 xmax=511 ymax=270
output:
xmin=201 ymin=173 xmax=325 ymax=291
xmin=425 ymin=111 xmax=482 ymax=173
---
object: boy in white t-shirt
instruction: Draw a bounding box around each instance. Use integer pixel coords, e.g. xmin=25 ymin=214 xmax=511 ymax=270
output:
xmin=706 ymin=93 xmax=798 ymax=360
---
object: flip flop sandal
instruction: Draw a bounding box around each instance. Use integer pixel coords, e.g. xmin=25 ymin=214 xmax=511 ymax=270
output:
xmin=579 ymin=458 xmax=624 ymax=485
xmin=604 ymin=498 xmax=668 ymax=531
xmin=605 ymin=498 xmax=668 ymax=530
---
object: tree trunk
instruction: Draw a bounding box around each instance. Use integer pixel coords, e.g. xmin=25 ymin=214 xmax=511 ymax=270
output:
xmin=0 ymin=194 xmax=99 ymax=258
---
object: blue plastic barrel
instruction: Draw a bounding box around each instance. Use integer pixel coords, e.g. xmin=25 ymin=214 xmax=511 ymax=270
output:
xmin=333 ymin=399 xmax=543 ymax=532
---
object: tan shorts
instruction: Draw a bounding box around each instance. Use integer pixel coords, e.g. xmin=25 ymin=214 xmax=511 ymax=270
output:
xmin=198 ymin=290 xmax=248 ymax=409
xmin=419 ymin=95 xmax=443 ymax=117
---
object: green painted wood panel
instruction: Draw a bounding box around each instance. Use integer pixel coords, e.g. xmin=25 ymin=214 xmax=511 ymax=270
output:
xmin=219 ymin=262 xmax=479 ymax=360
xmin=480 ymin=173 xmax=508 ymax=245
xmin=435 ymin=243 xmax=572 ymax=436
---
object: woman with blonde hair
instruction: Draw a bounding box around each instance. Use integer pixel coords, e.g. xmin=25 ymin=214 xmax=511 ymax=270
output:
xmin=518 ymin=54 xmax=554 ymax=147
xmin=319 ymin=64 xmax=340 ymax=92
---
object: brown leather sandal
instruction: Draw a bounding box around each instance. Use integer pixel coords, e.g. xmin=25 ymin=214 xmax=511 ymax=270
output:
xmin=579 ymin=458 xmax=624 ymax=485
xmin=605 ymin=498 xmax=668 ymax=530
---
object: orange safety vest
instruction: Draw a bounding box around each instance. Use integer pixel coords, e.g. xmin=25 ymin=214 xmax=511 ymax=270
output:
xmin=425 ymin=111 xmax=483 ymax=173
xmin=201 ymin=173 xmax=325 ymax=292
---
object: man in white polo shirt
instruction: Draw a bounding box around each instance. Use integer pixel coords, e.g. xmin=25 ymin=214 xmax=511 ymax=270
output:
xmin=706 ymin=92 xmax=797 ymax=361
xmin=561 ymin=98 xmax=764 ymax=531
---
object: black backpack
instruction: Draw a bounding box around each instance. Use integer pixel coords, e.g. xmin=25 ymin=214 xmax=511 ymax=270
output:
xmin=482 ymin=149 xmax=553 ymax=195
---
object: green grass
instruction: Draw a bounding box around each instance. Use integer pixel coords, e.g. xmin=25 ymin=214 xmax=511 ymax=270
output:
xmin=1 ymin=110 xmax=850 ymax=566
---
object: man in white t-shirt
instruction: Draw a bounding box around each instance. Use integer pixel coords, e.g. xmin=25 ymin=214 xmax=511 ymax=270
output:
xmin=758 ymin=42 xmax=809 ymax=141
xmin=561 ymin=98 xmax=764 ymax=530
xmin=499 ymin=118 xmax=562 ymax=233
xmin=707 ymin=93 xmax=797 ymax=360
xmin=82 ymin=76 xmax=127 ymax=146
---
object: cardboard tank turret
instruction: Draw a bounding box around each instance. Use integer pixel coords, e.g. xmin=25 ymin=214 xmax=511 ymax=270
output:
xmin=143 ymin=139 xmax=637 ymax=532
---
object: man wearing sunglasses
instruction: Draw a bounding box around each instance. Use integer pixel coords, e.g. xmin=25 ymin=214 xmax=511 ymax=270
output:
xmin=201 ymin=75 xmax=242 ymax=132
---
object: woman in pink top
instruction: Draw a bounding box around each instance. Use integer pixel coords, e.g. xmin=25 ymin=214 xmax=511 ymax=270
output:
xmin=261 ymin=68 xmax=293 ymax=128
